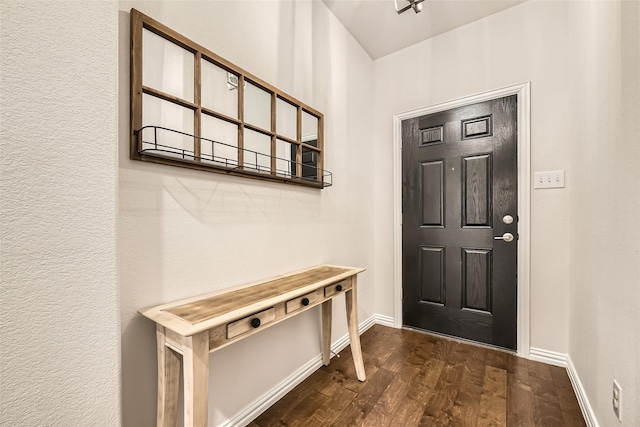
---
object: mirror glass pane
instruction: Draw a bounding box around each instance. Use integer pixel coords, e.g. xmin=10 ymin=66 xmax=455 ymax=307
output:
xmin=201 ymin=115 xmax=238 ymax=167
xmin=143 ymin=29 xmax=194 ymax=102
xmin=243 ymin=129 xmax=271 ymax=173
xmin=302 ymin=111 xmax=318 ymax=147
xmin=275 ymin=139 xmax=294 ymax=178
xmin=244 ymin=82 xmax=271 ymax=131
xmin=301 ymin=147 xmax=319 ymax=181
xmin=276 ymin=98 xmax=297 ymax=140
xmin=141 ymin=94 xmax=194 ymax=158
xmin=201 ymin=60 xmax=238 ymax=119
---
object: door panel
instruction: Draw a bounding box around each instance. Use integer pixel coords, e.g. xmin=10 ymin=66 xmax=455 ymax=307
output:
xmin=402 ymin=95 xmax=517 ymax=350
xmin=462 ymin=154 xmax=492 ymax=227
xmin=462 ymin=248 xmax=492 ymax=312
xmin=420 ymin=161 xmax=444 ymax=226
xmin=419 ymin=245 xmax=445 ymax=304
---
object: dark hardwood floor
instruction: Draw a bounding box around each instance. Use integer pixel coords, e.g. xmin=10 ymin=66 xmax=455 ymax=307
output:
xmin=251 ymin=325 xmax=586 ymax=427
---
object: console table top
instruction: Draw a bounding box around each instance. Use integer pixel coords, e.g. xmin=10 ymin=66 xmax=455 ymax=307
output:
xmin=139 ymin=264 xmax=365 ymax=336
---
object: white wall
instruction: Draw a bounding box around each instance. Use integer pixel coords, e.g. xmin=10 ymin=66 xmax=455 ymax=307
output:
xmin=373 ymin=0 xmax=573 ymax=354
xmin=117 ymin=1 xmax=375 ymax=426
xmin=567 ymin=1 xmax=640 ymax=425
xmin=373 ymin=0 xmax=640 ymax=425
xmin=0 ymin=1 xmax=121 ymax=426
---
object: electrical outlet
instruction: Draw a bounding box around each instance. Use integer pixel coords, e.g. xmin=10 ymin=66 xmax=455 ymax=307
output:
xmin=534 ymin=170 xmax=565 ymax=189
xmin=613 ymin=380 xmax=622 ymax=422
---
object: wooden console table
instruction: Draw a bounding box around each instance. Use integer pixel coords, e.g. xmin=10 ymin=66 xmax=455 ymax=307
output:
xmin=140 ymin=265 xmax=366 ymax=427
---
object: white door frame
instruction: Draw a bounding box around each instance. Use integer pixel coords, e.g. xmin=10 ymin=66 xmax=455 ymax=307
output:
xmin=392 ymin=82 xmax=531 ymax=357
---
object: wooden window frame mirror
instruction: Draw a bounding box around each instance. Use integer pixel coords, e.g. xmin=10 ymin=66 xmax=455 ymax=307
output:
xmin=130 ymin=9 xmax=330 ymax=188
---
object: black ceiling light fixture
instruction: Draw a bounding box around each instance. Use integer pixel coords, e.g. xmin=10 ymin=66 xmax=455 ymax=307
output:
xmin=394 ymin=0 xmax=425 ymax=14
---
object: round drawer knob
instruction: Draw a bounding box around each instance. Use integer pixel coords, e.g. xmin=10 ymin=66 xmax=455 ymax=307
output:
xmin=250 ymin=318 xmax=261 ymax=328
xmin=336 ymin=284 xmax=343 ymax=292
xmin=301 ymin=298 xmax=310 ymax=306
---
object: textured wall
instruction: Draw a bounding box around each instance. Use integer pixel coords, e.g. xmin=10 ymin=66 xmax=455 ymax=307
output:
xmin=0 ymin=1 xmax=121 ymax=426
xmin=568 ymin=1 xmax=640 ymax=425
xmin=117 ymin=1 xmax=375 ymax=426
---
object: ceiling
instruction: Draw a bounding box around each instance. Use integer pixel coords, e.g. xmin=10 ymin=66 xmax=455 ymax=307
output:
xmin=322 ymin=0 xmax=526 ymax=59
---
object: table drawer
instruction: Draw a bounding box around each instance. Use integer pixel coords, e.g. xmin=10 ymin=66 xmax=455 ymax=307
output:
xmin=286 ymin=291 xmax=317 ymax=314
xmin=227 ymin=307 xmax=276 ymax=339
xmin=324 ymin=281 xmax=349 ymax=298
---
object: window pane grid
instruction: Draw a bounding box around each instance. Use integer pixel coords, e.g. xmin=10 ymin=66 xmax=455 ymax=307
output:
xmin=131 ymin=9 xmax=329 ymax=188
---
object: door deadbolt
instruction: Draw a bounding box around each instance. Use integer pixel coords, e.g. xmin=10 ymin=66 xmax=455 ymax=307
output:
xmin=503 ymin=215 xmax=514 ymax=225
xmin=494 ymin=232 xmax=514 ymax=243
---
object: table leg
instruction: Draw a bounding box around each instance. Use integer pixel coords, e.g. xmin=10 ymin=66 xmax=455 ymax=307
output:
xmin=321 ymin=299 xmax=332 ymax=366
xmin=156 ymin=325 xmax=180 ymax=427
xmin=345 ymin=276 xmax=366 ymax=381
xmin=183 ymin=331 xmax=210 ymax=427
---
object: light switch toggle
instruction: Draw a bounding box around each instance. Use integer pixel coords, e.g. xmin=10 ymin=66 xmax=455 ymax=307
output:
xmin=503 ymin=215 xmax=514 ymax=225
xmin=494 ymin=233 xmax=514 ymax=243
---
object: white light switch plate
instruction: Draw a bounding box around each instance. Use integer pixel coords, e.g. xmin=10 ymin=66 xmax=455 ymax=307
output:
xmin=534 ymin=170 xmax=565 ymax=189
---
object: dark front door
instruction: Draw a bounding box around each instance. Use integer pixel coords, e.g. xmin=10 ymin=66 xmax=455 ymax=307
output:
xmin=402 ymin=95 xmax=518 ymax=350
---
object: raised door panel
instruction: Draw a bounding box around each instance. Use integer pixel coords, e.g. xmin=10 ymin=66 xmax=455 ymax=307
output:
xmin=421 ymin=161 xmax=444 ymax=227
xmin=419 ymin=246 xmax=445 ymax=305
xmin=462 ymin=154 xmax=493 ymax=227
xmin=462 ymin=248 xmax=492 ymax=313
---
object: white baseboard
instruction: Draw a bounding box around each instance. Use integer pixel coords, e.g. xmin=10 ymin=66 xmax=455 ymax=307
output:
xmin=566 ymin=356 xmax=600 ymax=427
xmin=220 ymin=314 xmax=381 ymax=427
xmin=529 ymin=347 xmax=568 ymax=367
xmin=373 ymin=314 xmax=395 ymax=328
xmin=528 ymin=348 xmax=599 ymax=427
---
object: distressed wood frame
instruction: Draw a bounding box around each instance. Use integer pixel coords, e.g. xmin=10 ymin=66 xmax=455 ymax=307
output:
xmin=130 ymin=9 xmax=326 ymax=188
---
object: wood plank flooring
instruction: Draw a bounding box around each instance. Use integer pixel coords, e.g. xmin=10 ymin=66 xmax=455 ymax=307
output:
xmin=252 ymin=325 xmax=586 ymax=427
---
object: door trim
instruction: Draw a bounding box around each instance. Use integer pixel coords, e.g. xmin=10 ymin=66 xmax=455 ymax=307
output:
xmin=392 ymin=82 xmax=531 ymax=357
